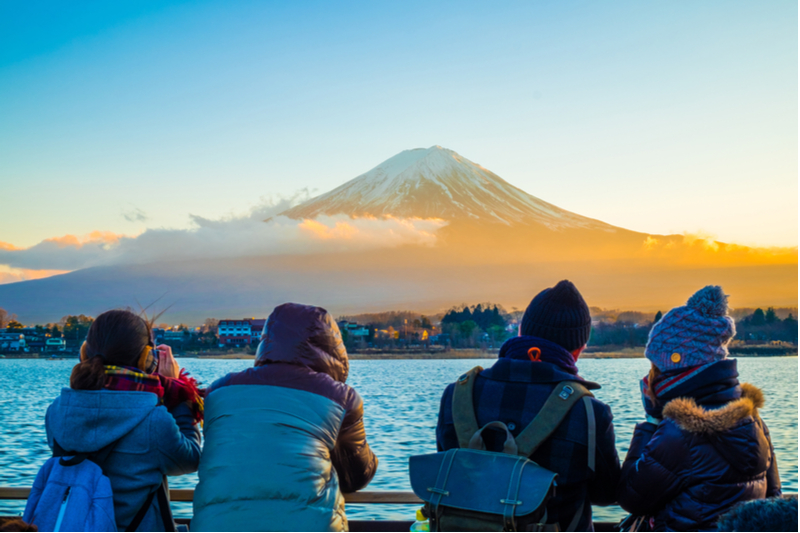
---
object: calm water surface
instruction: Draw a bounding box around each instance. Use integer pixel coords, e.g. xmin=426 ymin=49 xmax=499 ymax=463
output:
xmin=1 ymin=357 xmax=796 ymax=523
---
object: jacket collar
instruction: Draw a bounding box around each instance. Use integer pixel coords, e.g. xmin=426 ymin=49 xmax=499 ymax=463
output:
xmin=485 ymin=335 xmax=599 ymax=389
xmin=663 ymin=383 xmax=764 ymax=434
xmin=499 ymin=336 xmax=578 ymax=372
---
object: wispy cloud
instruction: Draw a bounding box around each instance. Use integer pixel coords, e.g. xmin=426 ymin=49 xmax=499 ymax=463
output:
xmin=0 ymin=194 xmax=448 ymax=279
xmin=122 ymin=208 xmax=148 ymax=223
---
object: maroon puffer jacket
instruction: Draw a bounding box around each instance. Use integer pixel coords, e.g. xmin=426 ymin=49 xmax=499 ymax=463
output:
xmin=207 ymin=303 xmax=378 ymax=492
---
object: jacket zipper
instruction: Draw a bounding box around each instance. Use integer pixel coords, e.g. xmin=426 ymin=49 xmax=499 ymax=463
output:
xmin=54 ymin=486 xmax=71 ymax=532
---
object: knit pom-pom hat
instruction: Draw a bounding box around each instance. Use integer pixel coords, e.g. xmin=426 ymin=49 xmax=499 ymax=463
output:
xmin=645 ymin=285 xmax=736 ymax=371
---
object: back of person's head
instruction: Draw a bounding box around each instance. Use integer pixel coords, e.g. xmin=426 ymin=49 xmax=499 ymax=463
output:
xmin=645 ymin=285 xmax=735 ymax=372
xmin=71 ymin=309 xmax=152 ymax=390
xmin=255 ymin=303 xmax=349 ymax=383
xmin=519 ymin=280 xmax=591 ymax=352
xmin=716 ymin=495 xmax=798 ymax=532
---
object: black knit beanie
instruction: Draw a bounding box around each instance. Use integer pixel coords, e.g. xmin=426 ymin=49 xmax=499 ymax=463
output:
xmin=520 ymin=280 xmax=592 ymax=351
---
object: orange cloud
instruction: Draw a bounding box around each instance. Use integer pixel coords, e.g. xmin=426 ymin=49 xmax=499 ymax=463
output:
xmin=299 ymin=219 xmax=359 ymax=240
xmin=0 ymin=241 xmax=22 ymax=251
xmin=0 ymin=265 xmax=70 ymax=284
xmin=44 ymin=231 xmax=126 ymax=249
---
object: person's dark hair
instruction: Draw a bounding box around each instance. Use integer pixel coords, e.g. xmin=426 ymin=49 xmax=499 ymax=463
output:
xmin=647 ymin=363 xmax=661 ymax=406
xmin=70 ymin=309 xmax=152 ymax=390
xmin=0 ymin=517 xmax=39 ymax=532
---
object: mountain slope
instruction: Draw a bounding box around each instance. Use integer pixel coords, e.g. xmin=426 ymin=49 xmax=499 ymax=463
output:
xmin=281 ymin=146 xmax=617 ymax=230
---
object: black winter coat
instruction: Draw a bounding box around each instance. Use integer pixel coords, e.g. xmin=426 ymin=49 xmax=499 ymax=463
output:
xmin=618 ymin=383 xmax=780 ymax=531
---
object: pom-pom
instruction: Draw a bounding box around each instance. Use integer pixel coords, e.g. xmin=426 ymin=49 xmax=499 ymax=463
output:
xmin=687 ymin=285 xmax=729 ymax=317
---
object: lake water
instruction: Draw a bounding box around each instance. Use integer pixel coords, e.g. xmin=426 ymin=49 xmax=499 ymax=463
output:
xmin=1 ymin=357 xmax=796 ymax=524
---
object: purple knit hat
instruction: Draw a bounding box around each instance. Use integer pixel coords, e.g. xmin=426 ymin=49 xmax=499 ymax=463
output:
xmin=645 ymin=285 xmax=736 ymax=371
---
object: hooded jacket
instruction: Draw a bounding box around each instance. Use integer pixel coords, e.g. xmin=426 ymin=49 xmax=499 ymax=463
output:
xmin=436 ymin=336 xmax=621 ymax=532
xmin=618 ymin=382 xmax=781 ymax=531
xmin=45 ymin=389 xmax=201 ymax=531
xmin=192 ymin=303 xmax=378 ymax=532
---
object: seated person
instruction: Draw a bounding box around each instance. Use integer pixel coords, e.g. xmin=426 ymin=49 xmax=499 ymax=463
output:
xmin=618 ymin=286 xmax=781 ymax=531
xmin=436 ymin=281 xmax=621 ymax=532
xmin=192 ymin=303 xmax=378 ymax=532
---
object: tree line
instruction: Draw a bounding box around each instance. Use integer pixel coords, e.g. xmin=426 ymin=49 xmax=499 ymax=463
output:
xmin=2 ymin=303 xmax=797 ymax=353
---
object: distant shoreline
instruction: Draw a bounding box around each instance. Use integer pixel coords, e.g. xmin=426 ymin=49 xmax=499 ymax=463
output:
xmin=2 ymin=348 xmax=796 ymax=361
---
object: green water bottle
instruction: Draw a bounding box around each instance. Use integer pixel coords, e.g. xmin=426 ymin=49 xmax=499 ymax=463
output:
xmin=410 ymin=508 xmax=430 ymax=532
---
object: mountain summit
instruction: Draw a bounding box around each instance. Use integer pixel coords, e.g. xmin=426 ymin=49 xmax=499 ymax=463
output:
xmin=281 ymin=146 xmax=614 ymax=229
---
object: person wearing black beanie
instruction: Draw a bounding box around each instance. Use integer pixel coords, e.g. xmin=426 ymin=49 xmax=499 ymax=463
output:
xmin=520 ymin=280 xmax=592 ymax=352
xmin=435 ymin=280 xmax=620 ymax=531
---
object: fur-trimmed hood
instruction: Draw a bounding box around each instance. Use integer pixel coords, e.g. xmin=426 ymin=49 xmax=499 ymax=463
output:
xmin=662 ymin=383 xmax=764 ymax=434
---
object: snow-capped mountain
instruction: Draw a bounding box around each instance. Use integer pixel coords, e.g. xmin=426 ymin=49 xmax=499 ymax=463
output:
xmin=280 ymin=146 xmax=616 ymax=230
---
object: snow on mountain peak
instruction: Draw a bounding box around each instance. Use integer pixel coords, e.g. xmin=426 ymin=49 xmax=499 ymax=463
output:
xmin=280 ymin=146 xmax=614 ymax=230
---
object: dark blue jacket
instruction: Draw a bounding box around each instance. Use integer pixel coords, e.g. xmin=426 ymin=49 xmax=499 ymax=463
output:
xmin=618 ymin=382 xmax=781 ymax=531
xmin=436 ymin=336 xmax=621 ymax=532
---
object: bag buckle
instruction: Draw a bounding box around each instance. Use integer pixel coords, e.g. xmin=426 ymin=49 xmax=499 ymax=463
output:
xmin=558 ymin=385 xmax=574 ymax=400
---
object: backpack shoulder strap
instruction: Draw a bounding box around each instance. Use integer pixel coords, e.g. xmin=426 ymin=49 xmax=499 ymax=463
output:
xmin=451 ymin=366 xmax=483 ymax=449
xmin=562 ymin=396 xmax=597 ymax=533
xmin=515 ymin=381 xmax=593 ymax=458
xmin=125 ymin=477 xmax=176 ymax=532
xmin=52 ymin=438 xmax=120 ymax=467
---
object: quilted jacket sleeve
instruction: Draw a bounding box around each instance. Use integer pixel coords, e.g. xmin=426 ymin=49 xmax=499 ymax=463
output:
xmin=330 ymin=387 xmax=378 ymax=493
xmin=618 ymin=420 xmax=688 ymax=516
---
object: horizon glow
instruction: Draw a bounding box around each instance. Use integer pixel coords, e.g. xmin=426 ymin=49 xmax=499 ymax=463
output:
xmin=0 ymin=1 xmax=797 ymax=261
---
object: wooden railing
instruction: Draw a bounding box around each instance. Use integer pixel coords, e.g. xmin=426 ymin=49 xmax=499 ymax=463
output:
xmin=3 ymin=487 xmax=791 ymax=533
xmin=0 ymin=487 xmax=422 ymax=505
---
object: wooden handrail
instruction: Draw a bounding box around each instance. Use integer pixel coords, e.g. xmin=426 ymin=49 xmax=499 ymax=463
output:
xmin=0 ymin=487 xmax=422 ymax=505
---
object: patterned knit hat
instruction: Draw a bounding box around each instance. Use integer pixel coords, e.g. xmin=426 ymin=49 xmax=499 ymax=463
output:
xmin=519 ymin=280 xmax=592 ymax=352
xmin=645 ymin=285 xmax=736 ymax=371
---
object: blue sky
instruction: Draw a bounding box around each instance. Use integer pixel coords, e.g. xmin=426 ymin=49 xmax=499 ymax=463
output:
xmin=1 ymin=0 xmax=797 ymax=250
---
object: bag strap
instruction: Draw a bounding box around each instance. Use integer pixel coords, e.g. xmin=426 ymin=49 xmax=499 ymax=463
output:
xmin=515 ymin=381 xmax=593 ymax=458
xmin=501 ymin=457 xmax=528 ymax=531
xmin=53 ymin=438 xmax=121 ymax=468
xmin=451 ymin=366 xmax=483 ymax=449
xmin=427 ymin=448 xmax=459 ymax=530
xmin=125 ymin=489 xmax=157 ymax=532
xmin=584 ymin=395 xmax=596 ymax=472
xmin=562 ymin=396 xmax=597 ymax=533
xmin=125 ymin=477 xmax=175 ymax=532
xmin=157 ymin=476 xmax=177 ymax=532
xmin=468 ymin=421 xmax=518 ymax=455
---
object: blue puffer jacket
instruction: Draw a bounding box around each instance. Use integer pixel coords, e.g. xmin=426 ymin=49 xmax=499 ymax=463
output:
xmin=45 ymin=389 xmax=201 ymax=531
xmin=618 ymin=382 xmax=781 ymax=531
xmin=192 ymin=303 xmax=378 ymax=532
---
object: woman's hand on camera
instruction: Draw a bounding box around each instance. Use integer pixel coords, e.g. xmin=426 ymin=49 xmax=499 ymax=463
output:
xmin=156 ymin=344 xmax=181 ymax=379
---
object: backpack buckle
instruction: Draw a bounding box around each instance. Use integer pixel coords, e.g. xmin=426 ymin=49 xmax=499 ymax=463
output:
xmin=558 ymin=385 xmax=574 ymax=400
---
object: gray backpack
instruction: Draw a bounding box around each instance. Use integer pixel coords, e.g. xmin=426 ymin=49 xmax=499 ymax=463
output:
xmin=409 ymin=367 xmax=596 ymax=532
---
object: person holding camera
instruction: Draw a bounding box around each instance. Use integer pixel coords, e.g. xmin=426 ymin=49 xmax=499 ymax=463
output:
xmin=44 ymin=309 xmax=203 ymax=531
